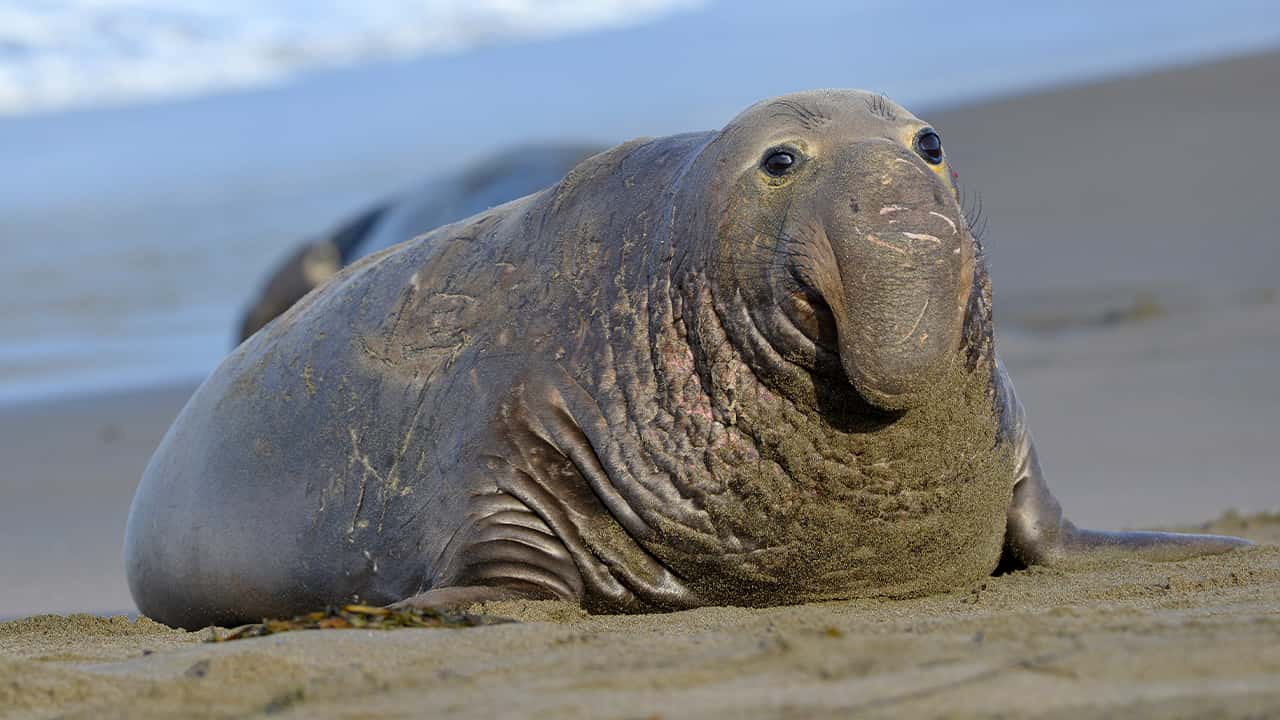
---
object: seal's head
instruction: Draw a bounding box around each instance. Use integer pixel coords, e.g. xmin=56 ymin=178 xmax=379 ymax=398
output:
xmin=685 ymin=90 xmax=976 ymax=411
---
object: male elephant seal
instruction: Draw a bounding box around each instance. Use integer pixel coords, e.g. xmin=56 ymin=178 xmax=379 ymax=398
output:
xmin=126 ymin=91 xmax=1249 ymax=629
xmin=237 ymin=143 xmax=604 ymax=342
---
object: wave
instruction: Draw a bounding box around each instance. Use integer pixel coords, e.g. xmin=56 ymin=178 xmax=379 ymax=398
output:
xmin=0 ymin=0 xmax=705 ymax=116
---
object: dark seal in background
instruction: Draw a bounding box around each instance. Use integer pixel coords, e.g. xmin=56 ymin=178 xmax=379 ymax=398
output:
xmin=238 ymin=143 xmax=605 ymax=341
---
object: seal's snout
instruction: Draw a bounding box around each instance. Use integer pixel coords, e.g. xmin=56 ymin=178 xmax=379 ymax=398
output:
xmin=825 ymin=142 xmax=974 ymax=410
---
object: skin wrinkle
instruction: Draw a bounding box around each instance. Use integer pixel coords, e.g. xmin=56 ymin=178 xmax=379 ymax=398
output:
xmin=506 ymin=486 xmax=616 ymax=602
xmin=545 ymin=366 xmax=732 ymax=602
xmin=739 ymin=219 xmax=826 ymax=369
xmin=504 ymin=385 xmax=698 ymax=609
xmin=667 ymin=295 xmax=730 ymax=492
xmin=649 ymin=299 xmax=748 ymax=550
xmin=593 ymin=242 xmax=719 ymax=540
xmin=601 ymin=235 xmax=736 ymax=543
xmin=546 ymin=390 xmax=661 ymax=541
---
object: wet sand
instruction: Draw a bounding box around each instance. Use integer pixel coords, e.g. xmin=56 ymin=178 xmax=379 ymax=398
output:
xmin=1 ymin=49 xmax=1278 ymax=718
xmin=0 ymin=383 xmax=194 ymax=617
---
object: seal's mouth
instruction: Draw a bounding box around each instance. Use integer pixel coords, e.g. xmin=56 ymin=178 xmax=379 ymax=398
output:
xmin=768 ymin=291 xmax=908 ymax=423
xmin=781 ymin=286 xmax=839 ymax=354
xmin=773 ymin=286 xmax=893 ymax=411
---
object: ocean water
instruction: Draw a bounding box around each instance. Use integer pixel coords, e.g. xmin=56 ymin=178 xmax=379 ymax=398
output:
xmin=2 ymin=0 xmax=1278 ymax=405
xmin=0 ymin=0 xmax=705 ymax=116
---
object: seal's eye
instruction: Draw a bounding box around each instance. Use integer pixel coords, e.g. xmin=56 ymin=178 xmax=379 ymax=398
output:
xmin=762 ymin=150 xmax=796 ymax=177
xmin=914 ymin=129 xmax=943 ymax=165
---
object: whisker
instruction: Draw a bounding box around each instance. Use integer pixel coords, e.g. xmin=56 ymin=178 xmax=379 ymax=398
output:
xmin=959 ymin=185 xmax=989 ymax=245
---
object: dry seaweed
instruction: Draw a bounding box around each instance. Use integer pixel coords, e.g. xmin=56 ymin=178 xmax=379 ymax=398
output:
xmin=210 ymin=604 xmax=512 ymax=642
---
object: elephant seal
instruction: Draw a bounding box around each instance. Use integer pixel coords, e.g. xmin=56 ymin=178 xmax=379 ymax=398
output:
xmin=126 ymin=91 xmax=1249 ymax=629
xmin=237 ymin=143 xmax=604 ymax=342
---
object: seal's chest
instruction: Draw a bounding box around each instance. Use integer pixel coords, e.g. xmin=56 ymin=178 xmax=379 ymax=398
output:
xmin=661 ymin=451 xmax=1014 ymax=605
xmin=643 ymin=369 xmax=1017 ymax=604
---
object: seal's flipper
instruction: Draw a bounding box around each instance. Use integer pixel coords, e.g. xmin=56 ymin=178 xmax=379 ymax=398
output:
xmin=995 ymin=365 xmax=1251 ymax=571
xmin=1053 ymin=526 xmax=1253 ymax=561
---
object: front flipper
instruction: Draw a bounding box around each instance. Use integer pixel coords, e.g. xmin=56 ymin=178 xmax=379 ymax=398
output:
xmin=995 ymin=364 xmax=1251 ymax=570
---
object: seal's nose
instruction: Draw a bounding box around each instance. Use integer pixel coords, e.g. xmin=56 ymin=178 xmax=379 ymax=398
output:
xmin=824 ymin=141 xmax=973 ymax=409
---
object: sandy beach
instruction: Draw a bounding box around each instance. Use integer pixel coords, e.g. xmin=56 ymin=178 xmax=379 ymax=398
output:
xmin=3 ymin=514 xmax=1278 ymax=718
xmin=2 ymin=48 xmax=1278 ymax=718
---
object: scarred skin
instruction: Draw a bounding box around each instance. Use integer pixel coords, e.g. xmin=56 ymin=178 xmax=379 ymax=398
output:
xmin=125 ymin=91 xmax=1249 ymax=629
